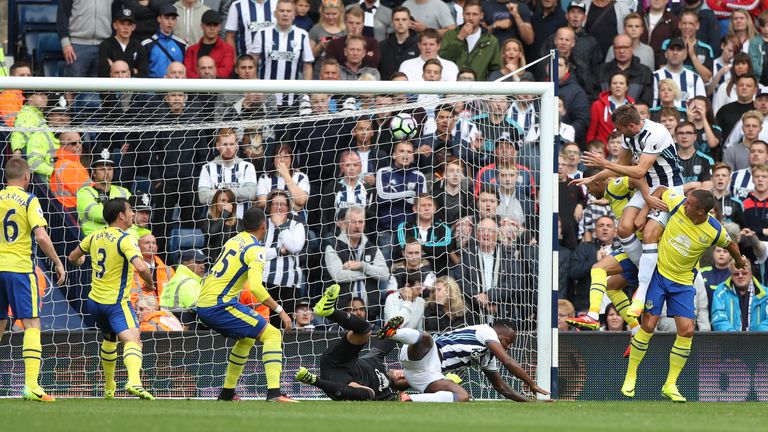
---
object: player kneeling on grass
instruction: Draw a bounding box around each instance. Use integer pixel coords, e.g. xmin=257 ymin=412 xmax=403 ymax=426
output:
xmin=196 ymin=207 xmax=296 ymax=402
xmin=379 ymin=317 xmax=549 ymax=402
xmin=295 ymin=284 xmax=409 ymax=400
xmin=69 ymin=198 xmax=155 ymax=400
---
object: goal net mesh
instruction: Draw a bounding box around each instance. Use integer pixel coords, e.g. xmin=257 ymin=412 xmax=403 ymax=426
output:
xmin=0 ymin=82 xmax=544 ymax=399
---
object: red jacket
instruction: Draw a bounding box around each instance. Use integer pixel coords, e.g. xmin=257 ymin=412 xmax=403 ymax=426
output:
xmin=184 ymin=37 xmax=235 ymax=79
xmin=586 ymin=91 xmax=635 ymax=146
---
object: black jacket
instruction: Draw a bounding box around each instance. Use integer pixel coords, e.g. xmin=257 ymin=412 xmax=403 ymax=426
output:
xmin=558 ymin=74 xmax=591 ymax=143
xmin=378 ymin=31 xmax=419 ymax=80
xmin=596 ymin=56 xmax=654 ymax=107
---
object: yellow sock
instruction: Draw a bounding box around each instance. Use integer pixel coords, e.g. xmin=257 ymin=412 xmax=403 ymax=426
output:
xmin=122 ymin=342 xmax=143 ymax=386
xmin=665 ymin=335 xmax=692 ymax=387
xmin=224 ymin=338 xmax=254 ymax=389
xmin=100 ymin=340 xmax=118 ymax=392
xmin=22 ymin=328 xmax=42 ymax=389
xmin=588 ymin=268 xmax=608 ymax=316
xmin=258 ymin=325 xmax=283 ymax=391
xmin=606 ymin=289 xmax=640 ymax=330
xmin=626 ymin=328 xmax=653 ymax=381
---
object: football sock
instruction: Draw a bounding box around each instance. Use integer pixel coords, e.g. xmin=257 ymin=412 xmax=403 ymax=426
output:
xmin=606 ymin=289 xmax=640 ymax=331
xmin=634 ymin=244 xmax=659 ymax=305
xmin=224 ymin=337 xmax=254 ymax=389
xmin=665 ymin=335 xmax=692 ymax=387
xmin=626 ymin=329 xmax=653 ymax=381
xmin=122 ymin=341 xmax=143 ymax=386
xmin=409 ymin=391 xmax=456 ymax=403
xmin=22 ymin=328 xmax=42 ymax=389
xmin=258 ymin=325 xmax=283 ymax=394
xmin=100 ymin=340 xmax=118 ymax=392
xmin=330 ymin=309 xmax=371 ymax=335
xmin=389 ymin=328 xmax=420 ymax=345
xmin=620 ymin=233 xmax=642 ymax=265
xmin=587 ymin=268 xmax=608 ymax=320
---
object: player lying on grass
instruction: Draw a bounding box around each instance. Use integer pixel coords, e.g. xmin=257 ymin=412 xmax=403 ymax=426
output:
xmin=295 ymin=284 xmax=409 ymax=400
xmin=622 ymin=187 xmax=747 ymax=403
xmin=379 ymin=317 xmax=549 ymax=402
xmin=195 ymin=206 xmax=296 ymax=402
xmin=68 ymin=198 xmax=155 ymax=400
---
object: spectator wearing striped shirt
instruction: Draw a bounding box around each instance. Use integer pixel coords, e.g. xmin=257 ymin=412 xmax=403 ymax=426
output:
xmin=652 ymin=38 xmax=706 ymax=110
xmin=320 ymin=150 xmax=375 ymax=238
xmin=707 ymin=35 xmax=738 ymax=98
xmin=661 ymin=10 xmax=714 ymax=83
xmin=225 ymin=0 xmax=277 ymax=56
xmin=256 ymin=143 xmax=311 ymax=213
xmin=729 ymin=140 xmax=768 ymax=201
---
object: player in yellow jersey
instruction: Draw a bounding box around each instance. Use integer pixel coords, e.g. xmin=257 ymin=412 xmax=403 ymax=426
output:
xmin=0 ymin=158 xmax=66 ymax=402
xmin=68 ymin=198 xmax=155 ymax=400
xmin=622 ymin=188 xmax=747 ymax=403
xmin=197 ymin=206 xmax=297 ymax=402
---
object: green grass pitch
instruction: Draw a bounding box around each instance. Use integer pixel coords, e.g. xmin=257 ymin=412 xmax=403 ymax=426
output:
xmin=0 ymin=400 xmax=764 ymax=432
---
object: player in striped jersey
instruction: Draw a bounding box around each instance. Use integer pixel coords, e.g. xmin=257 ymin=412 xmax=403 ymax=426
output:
xmin=652 ymin=38 xmax=706 ymax=109
xmin=252 ymin=0 xmax=313 ymax=106
xmin=379 ymin=318 xmax=549 ymax=402
xmin=225 ymin=0 xmax=278 ymax=56
xmin=578 ymin=104 xmax=683 ymax=318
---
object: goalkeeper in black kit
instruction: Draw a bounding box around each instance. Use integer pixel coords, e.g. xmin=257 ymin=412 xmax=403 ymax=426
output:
xmin=295 ymin=285 xmax=409 ymax=400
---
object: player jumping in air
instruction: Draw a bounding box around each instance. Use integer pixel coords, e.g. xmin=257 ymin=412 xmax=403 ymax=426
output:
xmin=196 ymin=206 xmax=297 ymax=402
xmin=69 ymin=198 xmax=155 ymax=400
xmin=0 ymin=158 xmax=66 ymax=402
xmin=575 ymin=104 xmax=683 ymax=318
xmin=379 ymin=317 xmax=549 ymax=402
xmin=295 ymin=284 xmax=409 ymax=400
xmin=622 ymin=187 xmax=746 ymax=402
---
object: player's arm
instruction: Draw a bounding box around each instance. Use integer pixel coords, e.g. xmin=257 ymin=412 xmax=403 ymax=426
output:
xmin=725 ymin=241 xmax=749 ymax=269
xmin=248 ymin=250 xmax=292 ymax=331
xmin=33 ymin=226 xmax=66 ymax=285
xmin=571 ymin=148 xmax=632 ymax=187
xmin=487 ymin=341 xmax=549 ymax=396
xmin=583 ymin=148 xmax=655 ymax=180
xmin=481 ymin=369 xmax=529 ymax=402
xmin=68 ymin=246 xmax=86 ymax=267
xmin=131 ymin=257 xmax=154 ymax=288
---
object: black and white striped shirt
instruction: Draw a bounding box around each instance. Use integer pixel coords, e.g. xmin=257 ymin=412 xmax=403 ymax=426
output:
xmin=254 ymin=26 xmax=314 ymax=104
xmin=225 ymin=0 xmax=277 ymax=55
xmin=198 ymin=159 xmax=258 ymax=218
xmin=652 ymin=67 xmax=706 ymax=109
xmin=256 ymin=171 xmax=311 ymax=198
xmin=621 ymin=119 xmax=683 ymax=188
xmin=263 ymin=215 xmax=306 ymax=288
xmin=433 ymin=325 xmax=500 ymax=373
xmin=730 ymin=167 xmax=754 ymax=201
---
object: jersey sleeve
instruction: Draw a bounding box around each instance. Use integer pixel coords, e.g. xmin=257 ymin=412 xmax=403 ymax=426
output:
xmin=662 ymin=189 xmax=684 ymax=212
xmin=474 ymin=325 xmax=500 ymax=346
xmin=26 ymin=196 xmax=48 ymax=230
xmin=79 ymin=233 xmax=94 ymax=253
xmin=246 ymin=245 xmax=270 ymax=302
xmin=715 ymin=225 xmax=732 ymax=248
xmin=119 ymin=234 xmax=142 ymax=263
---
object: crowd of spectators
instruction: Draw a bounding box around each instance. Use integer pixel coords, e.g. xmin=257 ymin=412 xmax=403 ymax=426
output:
xmin=5 ymin=0 xmax=768 ymax=334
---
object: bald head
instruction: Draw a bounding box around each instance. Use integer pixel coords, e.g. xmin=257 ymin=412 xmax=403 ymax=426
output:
xmin=165 ymin=62 xmax=187 ymax=79
xmin=197 ymin=56 xmax=217 ymax=79
xmin=613 ymin=34 xmax=634 ymax=64
xmin=555 ymin=27 xmax=576 ymax=56
xmin=110 ymin=60 xmax=131 ymax=78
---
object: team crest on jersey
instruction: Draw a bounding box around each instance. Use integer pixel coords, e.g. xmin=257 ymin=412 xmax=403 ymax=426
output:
xmin=699 ymin=234 xmax=709 ymax=244
xmin=693 ymin=165 xmax=702 ymax=174
xmin=36 ymin=207 xmax=44 ymax=218
xmin=257 ymin=250 xmax=265 ymax=262
xmin=645 ymin=299 xmax=653 ymax=310
xmin=681 ymin=91 xmax=689 ymax=101
xmin=724 ymin=206 xmax=732 ymax=216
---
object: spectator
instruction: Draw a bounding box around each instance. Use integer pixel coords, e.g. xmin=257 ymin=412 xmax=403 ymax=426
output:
xmin=653 ymin=38 xmax=706 ymax=109
xmin=474 ymin=137 xmax=536 ymax=217
xmin=353 ymin=0 xmax=393 ymax=42
xmin=711 ymin=260 xmax=768 ymax=331
xmin=309 ymin=0 xmax=347 ymax=78
xmin=558 ymin=298 xmax=575 ymax=331
xmin=424 ymin=275 xmax=471 ymax=331
xmin=439 ymin=0 xmax=501 ymax=81
xmin=701 ymin=245 xmax=735 ymax=308
xmin=599 ymin=304 xmax=627 ymax=331
xmin=395 ymin=193 xmax=453 ymax=275
xmin=434 ymin=156 xmax=475 ymax=227
xmin=587 ymin=72 xmax=635 ymax=145
xmin=389 ymin=237 xmax=436 ymax=291
xmin=130 ymin=233 xmax=175 ymax=308
xmin=256 ymin=143 xmax=310 ymax=212
xmin=712 ymin=52 xmax=754 ymax=114
xmin=711 ymin=162 xmax=746 ymax=226
xmin=294 ymin=0 xmax=313 ymax=32
xmin=200 ymin=189 xmax=241 ymax=260
xmin=462 ymin=97 xmax=519 ymax=171
xmin=198 ymin=128 xmax=257 ymax=219
xmin=723 ymin=87 xmax=768 ymax=149
xmin=731 ymin=141 xmax=768 ymax=205
xmin=263 ymin=189 xmax=306 ymax=323
xmin=604 ymin=13 xmax=655 ymax=70
xmin=650 ymin=79 xmax=684 ymax=119
xmin=127 ymin=191 xmax=153 ymax=239
xmin=184 ymin=10 xmax=236 ymax=79
xmin=348 ymin=296 xmax=371 ymax=322
xmin=384 ymin=271 xmax=426 ymax=330
xmin=379 ymin=6 xmax=419 ymax=81
xmin=0 ymin=62 xmax=31 ymax=127
xmin=414 ymin=103 xmax=456 ymax=174
xmin=11 ymin=96 xmax=70 ymax=183
xmin=325 ymin=206 xmax=390 ymax=320
xmin=174 ymin=0 xmax=211 ymax=45
xmin=116 ymin=0 xmax=160 ymax=42
xmin=320 ymin=150 xmax=375 ymax=237
xmin=531 ymin=0 xmax=568 ymax=74
xmin=675 ymin=120 xmax=715 ymax=193
xmin=487 ymin=38 xmax=532 ymax=82
xmin=402 ymin=0 xmax=456 ymax=35
xmin=709 ymin=35 xmax=739 ymax=97
xmin=292 ymin=300 xmax=316 ymax=330
xmin=598 ymin=34 xmax=654 ymax=107
xmin=741 ymin=163 xmax=768 ymax=241
xmin=687 ymin=96 xmax=722 ymax=161
xmin=398 ymin=29 xmax=459 ymax=82
xmin=136 ymin=296 xmax=185 ymax=332
xmin=682 ymin=0 xmax=721 ymax=56
xmin=641 ymin=0 xmax=680 ymax=67
xmin=339 ymin=35 xmax=381 ymax=80
xmin=164 ymin=61 xmax=187 ymax=78
xmin=725 ymin=111 xmax=764 ymax=172
xmin=98 ymin=8 xmax=148 ymax=78
xmin=50 ymin=132 xmax=89 ymax=210
xmin=555 ymin=57 xmax=590 ymax=143
xmin=10 ymin=91 xmax=47 ymax=157
xmin=658 ymin=106 xmax=682 ymax=137
xmin=142 ymin=5 xmax=187 ymax=78
xmin=567 ymin=214 xmax=615 ymax=311
xmin=375 ymin=141 xmax=428 ymax=263
xmin=717 ymin=74 xmax=759 ymax=141
xmin=582 ymin=0 xmax=632 ymax=61
xmin=663 ymin=9 xmax=714 ymax=83
xmin=58 ymin=0 xmax=113 ymax=77
xmin=160 ymin=248 xmax=207 ymax=328
xmin=252 ymin=0 xmax=314 ymax=105
xmin=558 ymin=152 xmax=585 ymax=250
xmin=223 ymin=55 xmax=278 ymax=120
xmin=549 ymin=2 xmax=602 ymax=72
xmin=749 ymin=9 xmax=768 ymax=86
xmin=728 ymin=9 xmax=757 ymax=52
xmin=607 ymin=130 xmax=623 ymax=162
xmin=324 ymin=6 xmax=381 ymax=68
xmin=224 ymin=0 xmax=278 ymax=56
xmin=482 ymin=0 xmax=533 ymax=51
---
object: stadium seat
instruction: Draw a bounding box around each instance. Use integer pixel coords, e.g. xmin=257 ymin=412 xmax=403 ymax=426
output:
xmin=168 ymin=228 xmax=206 ymax=263
xmin=19 ymin=4 xmax=58 ymax=32
xmin=35 ymin=32 xmax=63 ymax=65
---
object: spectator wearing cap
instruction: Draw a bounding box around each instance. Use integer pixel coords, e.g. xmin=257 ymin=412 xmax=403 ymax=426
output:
xmin=160 ymin=248 xmax=207 ymax=326
xmin=98 ymin=8 xmax=149 ymax=77
xmin=652 ymin=37 xmax=706 ymax=109
xmin=114 ymin=1 xmax=160 ymax=42
xmin=130 ymin=232 xmax=175 ymax=308
xmin=462 ymin=96 xmax=520 ymax=172
xmin=174 ymin=0 xmax=211 ymax=45
xmin=641 ymin=0 xmax=680 ymax=67
xmin=661 ymin=10 xmax=714 ymax=83
xmin=596 ymin=32 xmax=654 ymax=107
xmin=57 ymin=0 xmax=113 ymax=77
xmin=439 ymin=0 xmax=502 ymax=81
xmin=0 ymin=61 xmax=31 ymax=127
xmin=224 ymin=0 xmax=279 ymax=57
xmin=142 ymin=5 xmax=187 ymax=78
xmin=127 ymin=191 xmax=154 ymax=239
xmin=540 ymin=3 xmax=601 ymax=81
xmin=12 ymin=95 xmax=71 ymax=183
xmin=50 ymin=132 xmax=89 ymax=210
xmin=184 ymin=10 xmax=236 ymax=78
xmin=292 ymin=300 xmax=315 ymax=330
xmin=76 ymin=149 xmax=132 ymax=236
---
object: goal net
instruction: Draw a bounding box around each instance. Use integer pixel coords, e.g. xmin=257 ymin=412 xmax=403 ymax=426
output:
xmin=0 ymin=76 xmax=556 ymax=399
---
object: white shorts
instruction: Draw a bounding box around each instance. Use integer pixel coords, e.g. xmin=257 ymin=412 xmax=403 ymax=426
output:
xmin=399 ymin=341 xmax=445 ymax=393
xmin=626 ymin=185 xmax=683 ymax=227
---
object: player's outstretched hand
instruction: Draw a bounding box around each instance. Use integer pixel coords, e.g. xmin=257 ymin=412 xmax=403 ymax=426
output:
xmin=735 ymin=255 xmax=750 ymax=269
xmin=569 ymin=176 xmax=592 ymax=187
xmin=582 ymin=151 xmax=608 ymax=168
xmin=279 ymin=311 xmax=293 ymax=332
xmin=529 ymin=384 xmax=550 ymax=396
xmin=54 ymin=262 xmax=67 ymax=285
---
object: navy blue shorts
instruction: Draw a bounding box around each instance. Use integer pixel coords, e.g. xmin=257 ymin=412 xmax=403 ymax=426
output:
xmin=646 ymin=270 xmax=696 ymax=319
xmin=609 ymin=248 xmax=639 ymax=287
xmin=87 ymin=298 xmax=138 ymax=336
xmin=197 ymin=302 xmax=268 ymax=339
xmin=0 ymin=271 xmax=40 ymax=319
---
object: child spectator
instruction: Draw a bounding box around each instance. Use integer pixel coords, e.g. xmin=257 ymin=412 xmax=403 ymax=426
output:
xmin=607 ymin=131 xmax=623 ymax=163
xmin=294 ymin=0 xmax=313 ymax=32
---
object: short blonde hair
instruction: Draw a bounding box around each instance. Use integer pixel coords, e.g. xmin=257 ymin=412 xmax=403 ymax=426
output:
xmin=658 ymin=78 xmax=681 ymax=101
xmin=742 ymin=110 xmax=765 ymax=124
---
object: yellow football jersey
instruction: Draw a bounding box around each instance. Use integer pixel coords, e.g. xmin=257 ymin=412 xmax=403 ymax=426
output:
xmin=657 ymin=190 xmax=731 ymax=285
xmin=605 ymin=177 xmax=634 ymax=221
xmin=79 ymin=227 xmax=141 ymax=305
xmin=0 ymin=186 xmax=48 ymax=273
xmin=197 ymin=232 xmax=266 ymax=308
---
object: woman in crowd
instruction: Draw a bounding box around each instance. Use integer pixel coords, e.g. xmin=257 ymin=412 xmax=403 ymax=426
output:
xmin=687 ymin=96 xmax=723 ymax=161
xmin=200 ymin=189 xmax=240 ymax=261
xmin=256 ymin=143 xmax=310 ymax=214
xmin=487 ymin=38 xmax=532 ymax=82
xmin=600 ymin=304 xmax=627 ymax=332
xmin=587 ymin=72 xmax=634 ymax=146
xmin=713 ymin=52 xmax=754 ymax=113
xmin=650 ymin=78 xmax=684 ymax=119
xmin=728 ymin=9 xmax=758 ymax=52
xmin=309 ymin=0 xmax=345 ymax=78
xmin=424 ymin=276 xmax=471 ymax=331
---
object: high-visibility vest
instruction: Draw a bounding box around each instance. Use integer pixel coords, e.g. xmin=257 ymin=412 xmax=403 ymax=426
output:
xmin=130 ymin=256 xmax=174 ymax=308
xmin=0 ymin=89 xmax=23 ymax=127
xmin=160 ymin=264 xmax=202 ymax=311
xmin=239 ymin=281 xmax=270 ymax=320
xmin=50 ymin=148 xmax=90 ymax=209
xmin=10 ymin=105 xmax=45 ymax=153
xmin=76 ymin=185 xmax=132 ymax=235
xmin=140 ymin=311 xmax=184 ymax=332
xmin=0 ymin=47 xmax=7 ymax=77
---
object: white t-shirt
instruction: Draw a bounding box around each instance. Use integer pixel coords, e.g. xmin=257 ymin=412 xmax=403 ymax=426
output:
xmin=466 ymin=29 xmax=481 ymax=53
